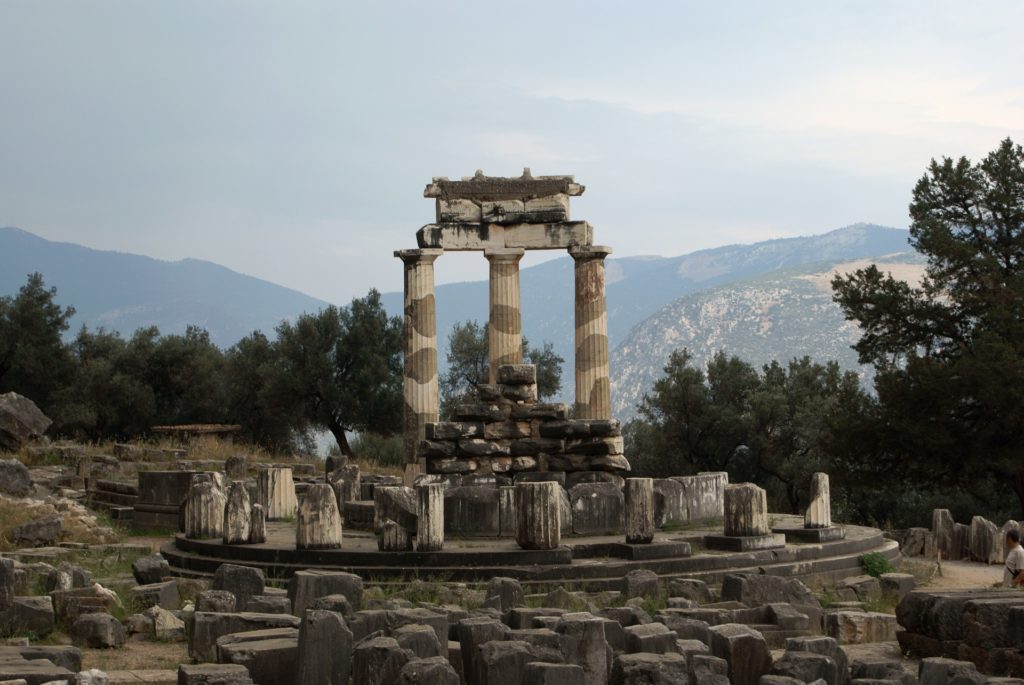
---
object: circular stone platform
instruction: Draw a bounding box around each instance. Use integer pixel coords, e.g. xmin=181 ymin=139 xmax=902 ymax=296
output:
xmin=162 ymin=514 xmax=898 ymax=590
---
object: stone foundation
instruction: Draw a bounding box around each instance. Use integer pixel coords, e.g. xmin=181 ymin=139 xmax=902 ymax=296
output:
xmin=420 ymin=365 xmax=628 ymax=478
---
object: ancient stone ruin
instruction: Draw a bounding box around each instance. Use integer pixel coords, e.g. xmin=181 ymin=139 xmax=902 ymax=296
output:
xmin=0 ymin=171 xmax=946 ymax=685
xmin=396 ymin=170 xmax=619 ymax=484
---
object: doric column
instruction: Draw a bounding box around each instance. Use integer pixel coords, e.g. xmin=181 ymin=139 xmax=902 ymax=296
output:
xmin=723 ymin=483 xmax=770 ymax=537
xmin=514 ymin=481 xmax=561 ymax=550
xmin=395 ymin=248 xmax=443 ymax=482
xmin=804 ymin=472 xmax=832 ymax=529
xmin=484 ymin=247 xmax=525 ymax=383
xmin=569 ymin=245 xmax=612 ymax=419
xmin=624 ymin=478 xmax=655 ymax=544
xmin=416 ymin=483 xmax=445 ymax=552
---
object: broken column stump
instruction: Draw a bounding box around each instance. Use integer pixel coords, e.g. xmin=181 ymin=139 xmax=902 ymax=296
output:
xmin=416 ymin=483 xmax=445 ymax=552
xmin=296 ymin=484 xmax=343 ymax=550
xmin=624 ymin=478 xmax=655 ymax=545
xmin=249 ymin=503 xmax=267 ymax=544
xmin=705 ymin=483 xmax=785 ymax=552
xmin=256 ymin=467 xmax=297 ymax=521
xmin=514 ymin=481 xmax=561 ymax=550
xmin=223 ymin=481 xmax=252 ymax=545
xmin=183 ymin=479 xmax=226 ymax=540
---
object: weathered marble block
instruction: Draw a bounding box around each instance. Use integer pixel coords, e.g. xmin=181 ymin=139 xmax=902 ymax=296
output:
xmin=184 ymin=480 xmax=226 ymax=540
xmin=222 ymin=481 xmax=252 ymax=545
xmin=249 ymin=503 xmax=267 ymax=544
xmin=724 ymin=483 xmax=770 ymax=537
xmin=416 ymin=483 xmax=445 ymax=552
xmin=625 ymin=478 xmax=655 ymax=545
xmin=514 ymin=481 xmax=561 ymax=550
xmin=256 ymin=467 xmax=297 ymax=521
xmin=296 ymin=483 xmax=343 ymax=550
xmin=804 ymin=472 xmax=832 ymax=529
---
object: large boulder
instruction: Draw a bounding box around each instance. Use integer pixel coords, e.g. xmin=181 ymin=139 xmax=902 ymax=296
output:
xmin=0 ymin=458 xmax=33 ymax=496
xmin=785 ymin=637 xmax=848 ymax=685
xmin=709 ymin=623 xmax=773 ymax=685
xmin=288 ymin=570 xmax=364 ymax=618
xmin=353 ymin=636 xmax=414 ymax=685
xmin=212 ymin=564 xmax=265 ymax=612
xmin=0 ymin=595 xmax=56 ymax=637
xmin=12 ymin=515 xmax=62 ymax=547
xmin=611 ymin=652 xmax=690 ymax=685
xmin=216 ymin=630 xmax=298 ymax=685
xmin=484 ymin=577 xmax=525 ymax=614
xmin=70 ymin=612 xmax=126 ymax=648
xmin=132 ymin=554 xmax=170 ymax=585
xmin=770 ymin=651 xmax=838 ymax=685
xmin=400 ymin=656 xmax=461 ymax=685
xmin=188 ymin=612 xmax=301 ymax=662
xmin=720 ymin=574 xmax=819 ymax=608
xmin=0 ymin=392 xmax=51 ymax=453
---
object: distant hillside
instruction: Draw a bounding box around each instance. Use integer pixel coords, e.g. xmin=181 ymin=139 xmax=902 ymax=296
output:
xmin=1 ymin=224 xmax=917 ymax=396
xmin=382 ymin=224 xmax=913 ymax=395
xmin=610 ymin=253 xmax=927 ymax=418
xmin=0 ymin=227 xmax=330 ymax=347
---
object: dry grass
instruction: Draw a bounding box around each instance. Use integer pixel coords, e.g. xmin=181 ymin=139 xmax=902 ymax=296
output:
xmin=0 ymin=495 xmax=118 ymax=552
xmin=15 ymin=435 xmax=324 ymax=468
xmin=80 ymin=639 xmax=187 ymax=672
xmin=349 ymin=457 xmax=403 ymax=478
xmin=0 ymin=498 xmax=39 ymax=552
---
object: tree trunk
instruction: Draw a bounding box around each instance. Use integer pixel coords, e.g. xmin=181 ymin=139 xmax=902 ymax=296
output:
xmin=328 ymin=421 xmax=353 ymax=457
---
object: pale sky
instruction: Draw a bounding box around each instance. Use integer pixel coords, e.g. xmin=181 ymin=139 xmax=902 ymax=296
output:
xmin=1 ymin=1 xmax=1022 ymax=303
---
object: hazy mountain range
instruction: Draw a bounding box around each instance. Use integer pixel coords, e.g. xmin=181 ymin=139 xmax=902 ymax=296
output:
xmin=0 ymin=227 xmax=329 ymax=347
xmin=1 ymin=223 xmax=919 ymax=411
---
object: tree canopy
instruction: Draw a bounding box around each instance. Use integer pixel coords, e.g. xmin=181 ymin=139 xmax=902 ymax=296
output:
xmin=270 ymin=290 xmax=403 ymax=456
xmin=625 ymin=350 xmax=872 ymax=515
xmin=0 ymin=272 xmax=75 ymax=407
xmin=833 ymin=137 xmax=1024 ymax=515
xmin=439 ymin=319 xmax=564 ymax=418
xmin=0 ymin=274 xmax=402 ymax=455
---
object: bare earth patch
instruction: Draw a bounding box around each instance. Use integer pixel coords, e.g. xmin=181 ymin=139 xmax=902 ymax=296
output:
xmin=925 ymin=559 xmax=1003 ymax=590
xmin=80 ymin=636 xmax=187 ymax=673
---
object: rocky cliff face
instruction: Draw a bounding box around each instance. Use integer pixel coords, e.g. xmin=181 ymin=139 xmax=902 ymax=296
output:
xmin=610 ymin=254 xmax=926 ymax=418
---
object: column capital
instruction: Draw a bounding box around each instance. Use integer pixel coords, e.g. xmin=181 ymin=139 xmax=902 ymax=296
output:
xmin=484 ymin=247 xmax=526 ymax=264
xmin=569 ymin=245 xmax=613 ymax=261
xmin=394 ymin=248 xmax=443 ymax=265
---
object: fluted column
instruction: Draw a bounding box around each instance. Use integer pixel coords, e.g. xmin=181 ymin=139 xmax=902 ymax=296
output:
xmin=485 ymin=248 xmax=525 ymax=383
xmin=625 ymin=478 xmax=655 ymax=544
xmin=569 ymin=245 xmax=612 ymax=419
xmin=395 ymin=248 xmax=443 ymax=482
xmin=416 ymin=483 xmax=445 ymax=552
xmin=804 ymin=472 xmax=832 ymax=529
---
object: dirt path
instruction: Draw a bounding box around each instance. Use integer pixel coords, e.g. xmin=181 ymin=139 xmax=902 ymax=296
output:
xmin=924 ymin=559 xmax=1003 ymax=590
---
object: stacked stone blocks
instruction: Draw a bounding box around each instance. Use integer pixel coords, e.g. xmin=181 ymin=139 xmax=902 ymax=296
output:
xmin=419 ymin=364 xmax=628 ymax=477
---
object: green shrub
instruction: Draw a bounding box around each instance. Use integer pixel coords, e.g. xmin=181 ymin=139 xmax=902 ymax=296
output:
xmin=860 ymin=552 xmax=896 ymax=578
xmin=349 ymin=432 xmax=404 ymax=468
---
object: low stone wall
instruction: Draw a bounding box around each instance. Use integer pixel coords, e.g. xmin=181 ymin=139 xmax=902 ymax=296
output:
xmin=896 ymin=509 xmax=1020 ymax=564
xmin=133 ymin=470 xmax=197 ymax=530
xmin=87 ymin=479 xmax=139 ymax=521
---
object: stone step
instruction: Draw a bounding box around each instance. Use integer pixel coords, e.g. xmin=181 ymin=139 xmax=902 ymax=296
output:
xmin=161 ymin=533 xmax=898 ymax=591
xmin=106 ymin=669 xmax=177 ymax=684
xmin=110 ymin=506 xmax=135 ymax=521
